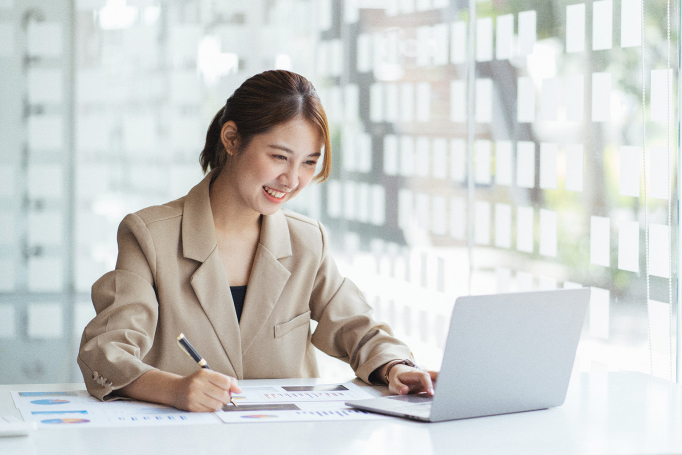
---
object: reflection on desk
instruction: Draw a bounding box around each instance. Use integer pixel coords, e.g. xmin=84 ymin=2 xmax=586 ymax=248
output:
xmin=0 ymin=372 xmax=681 ymax=455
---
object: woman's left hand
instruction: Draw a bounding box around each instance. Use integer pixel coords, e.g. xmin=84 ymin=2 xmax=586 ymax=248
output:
xmin=387 ymin=365 xmax=438 ymax=396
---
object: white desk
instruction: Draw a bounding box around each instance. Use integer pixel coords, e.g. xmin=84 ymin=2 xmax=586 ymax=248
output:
xmin=1 ymin=372 xmax=681 ymax=455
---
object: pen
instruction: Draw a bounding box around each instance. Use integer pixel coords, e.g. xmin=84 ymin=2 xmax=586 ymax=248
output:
xmin=176 ymin=333 xmax=237 ymax=407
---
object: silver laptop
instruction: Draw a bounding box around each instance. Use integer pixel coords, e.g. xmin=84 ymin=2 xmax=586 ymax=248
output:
xmin=346 ymin=288 xmax=590 ymax=422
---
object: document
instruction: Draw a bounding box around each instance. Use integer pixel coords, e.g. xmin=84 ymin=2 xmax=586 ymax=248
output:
xmin=215 ymin=383 xmax=384 ymax=423
xmin=13 ymin=382 xmax=381 ymax=428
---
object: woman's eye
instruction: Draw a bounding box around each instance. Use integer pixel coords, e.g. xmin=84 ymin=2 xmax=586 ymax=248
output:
xmin=305 ymin=160 xmax=318 ymax=166
xmin=273 ymin=155 xmax=286 ymax=160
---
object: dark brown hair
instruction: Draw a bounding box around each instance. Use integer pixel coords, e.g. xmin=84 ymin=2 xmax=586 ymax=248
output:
xmin=199 ymin=70 xmax=332 ymax=183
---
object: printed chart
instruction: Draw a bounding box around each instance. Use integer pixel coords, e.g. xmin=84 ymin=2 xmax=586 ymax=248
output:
xmin=11 ymin=382 xmax=385 ymax=428
xmin=216 ymin=382 xmax=387 ymax=423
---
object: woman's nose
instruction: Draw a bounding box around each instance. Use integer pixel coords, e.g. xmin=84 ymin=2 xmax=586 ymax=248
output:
xmin=278 ymin=164 xmax=298 ymax=189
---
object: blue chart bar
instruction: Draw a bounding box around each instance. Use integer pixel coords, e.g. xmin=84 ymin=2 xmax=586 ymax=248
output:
xmin=31 ymin=410 xmax=88 ymax=415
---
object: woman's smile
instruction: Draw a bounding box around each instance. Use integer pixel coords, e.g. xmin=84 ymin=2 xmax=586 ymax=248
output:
xmin=263 ymin=185 xmax=288 ymax=202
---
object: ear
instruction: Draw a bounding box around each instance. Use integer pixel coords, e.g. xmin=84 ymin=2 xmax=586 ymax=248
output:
xmin=220 ymin=121 xmax=239 ymax=155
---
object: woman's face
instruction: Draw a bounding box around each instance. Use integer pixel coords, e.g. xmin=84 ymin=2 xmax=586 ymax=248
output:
xmin=221 ymin=117 xmax=323 ymax=217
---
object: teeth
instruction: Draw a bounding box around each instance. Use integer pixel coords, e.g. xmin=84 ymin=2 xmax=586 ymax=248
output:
xmin=264 ymin=187 xmax=285 ymax=198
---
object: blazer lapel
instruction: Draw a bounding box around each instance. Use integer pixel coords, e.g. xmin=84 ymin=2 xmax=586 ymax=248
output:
xmin=239 ymin=210 xmax=292 ymax=355
xmin=183 ymin=171 xmax=244 ymax=379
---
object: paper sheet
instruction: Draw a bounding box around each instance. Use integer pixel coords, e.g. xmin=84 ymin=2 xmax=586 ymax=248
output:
xmin=433 ymin=23 xmax=449 ymax=66
xmin=416 ymin=192 xmax=430 ymax=231
xmin=416 ymin=26 xmax=432 ymax=66
xmin=416 ymin=82 xmax=431 ymax=122
xmin=343 ymin=181 xmax=356 ymax=221
xmin=450 ymin=197 xmax=466 ymax=240
xmin=28 ymin=165 xmax=63 ymax=200
xmin=326 ymin=180 xmax=342 ymax=218
xmin=540 ymin=78 xmax=559 ymax=121
xmin=371 ymin=185 xmax=386 ymax=226
xmin=431 ymin=195 xmax=447 ymax=236
xmin=589 ymin=287 xmax=610 ymax=339
xmin=565 ymin=74 xmax=584 ymax=122
xmin=383 ymin=135 xmax=399 ymax=176
xmin=649 ymin=224 xmax=670 ymax=278
xmin=398 ymin=189 xmax=414 ymax=230
xmin=495 ymin=141 xmax=512 ymax=186
xmin=566 ymin=3 xmax=586 ymax=53
xmin=649 ymin=147 xmax=669 ymax=199
xmin=496 ymin=267 xmax=511 ymax=293
xmin=617 ymin=220 xmax=639 ymax=272
xmin=385 ymin=84 xmax=399 ymax=122
xmin=450 ymin=80 xmax=466 ymax=122
xmin=0 ymin=22 xmax=13 ymax=57
xmin=517 ymin=77 xmax=535 ymax=123
xmin=538 ymin=277 xmax=557 ymax=290
xmin=355 ymin=183 xmax=370 ymax=223
xmin=450 ymin=21 xmax=467 ymax=64
xmin=27 ymin=22 xmax=62 ymax=57
xmin=28 ymin=115 xmax=63 ymax=151
xmin=400 ymin=136 xmax=415 ymax=177
xmin=28 ymin=69 xmax=63 ymax=105
xmin=370 ymin=83 xmax=383 ymax=123
xmin=565 ymin=144 xmax=584 ymax=191
xmin=474 ymin=201 xmax=491 ymax=245
xmin=27 ymin=303 xmax=63 ymax=339
xmin=590 ymin=216 xmax=610 ymax=267
xmin=650 ymin=70 xmax=672 ymax=123
xmin=494 ymin=203 xmax=512 ymax=248
xmin=0 ymin=304 xmax=14 ymax=339
xmin=540 ymin=143 xmax=558 ymax=189
xmin=621 ymin=0 xmax=642 ymax=47
xmin=475 ymin=140 xmax=492 ymax=184
xmin=539 ymin=209 xmax=557 ymax=257
xmin=450 ymin=139 xmax=466 ymax=182
xmin=475 ymin=79 xmax=493 ymax=123
xmin=415 ymin=136 xmax=430 ymax=177
xmin=648 ymin=300 xmax=671 ymax=355
xmin=592 ymin=72 xmax=611 ymax=122
xmin=517 ymin=271 xmax=533 ymax=292
xmin=496 ymin=14 xmax=513 ymax=60
xmin=516 ymin=206 xmax=534 ymax=253
xmin=401 ymin=83 xmax=414 ymax=122
xmin=517 ymin=10 xmax=537 ymax=56
xmin=592 ymin=0 xmax=613 ymax=50
xmin=0 ymin=212 xmax=14 ymax=245
xmin=28 ymin=212 xmax=63 ymax=246
xmin=0 ymin=259 xmax=14 ymax=291
xmin=516 ymin=141 xmax=535 ymax=188
xmin=476 ymin=17 xmax=493 ymax=62
xmin=432 ymin=138 xmax=448 ymax=179
xmin=356 ymin=33 xmax=372 ymax=72
xmin=619 ymin=145 xmax=640 ymax=197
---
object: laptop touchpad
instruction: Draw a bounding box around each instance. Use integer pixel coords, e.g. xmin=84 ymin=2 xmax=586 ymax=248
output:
xmin=388 ymin=394 xmax=433 ymax=403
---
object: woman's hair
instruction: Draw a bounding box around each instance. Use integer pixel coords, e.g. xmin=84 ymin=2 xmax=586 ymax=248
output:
xmin=199 ymin=70 xmax=332 ymax=183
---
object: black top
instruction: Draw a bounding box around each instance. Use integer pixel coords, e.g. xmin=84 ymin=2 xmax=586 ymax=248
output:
xmin=230 ymin=285 xmax=247 ymax=323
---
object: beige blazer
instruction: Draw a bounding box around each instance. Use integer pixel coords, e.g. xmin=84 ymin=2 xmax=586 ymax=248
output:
xmin=78 ymin=171 xmax=412 ymax=400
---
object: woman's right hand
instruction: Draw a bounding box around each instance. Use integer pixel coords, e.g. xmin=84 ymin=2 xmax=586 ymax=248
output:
xmin=172 ymin=369 xmax=242 ymax=412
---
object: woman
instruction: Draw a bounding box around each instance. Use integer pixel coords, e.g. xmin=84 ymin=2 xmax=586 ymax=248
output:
xmin=78 ymin=70 xmax=437 ymax=412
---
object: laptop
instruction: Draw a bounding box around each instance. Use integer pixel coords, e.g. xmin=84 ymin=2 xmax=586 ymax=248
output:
xmin=346 ymin=288 xmax=590 ymax=422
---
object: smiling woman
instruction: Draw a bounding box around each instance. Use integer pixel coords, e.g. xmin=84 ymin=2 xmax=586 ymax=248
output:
xmin=77 ymin=70 xmax=437 ymax=412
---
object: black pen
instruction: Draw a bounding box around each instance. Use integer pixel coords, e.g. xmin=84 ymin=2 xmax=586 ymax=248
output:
xmin=176 ymin=333 xmax=237 ymax=407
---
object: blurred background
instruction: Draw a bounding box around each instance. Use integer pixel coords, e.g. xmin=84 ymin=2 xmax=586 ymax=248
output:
xmin=0 ymin=0 xmax=679 ymax=384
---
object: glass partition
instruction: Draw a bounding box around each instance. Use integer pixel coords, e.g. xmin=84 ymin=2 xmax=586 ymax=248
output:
xmin=0 ymin=0 xmax=678 ymax=384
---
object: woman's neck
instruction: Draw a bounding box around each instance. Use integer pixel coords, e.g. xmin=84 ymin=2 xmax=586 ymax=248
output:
xmin=209 ymin=169 xmax=261 ymax=237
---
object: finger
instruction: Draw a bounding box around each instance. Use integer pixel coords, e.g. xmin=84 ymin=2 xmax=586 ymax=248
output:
xmin=389 ymin=375 xmax=410 ymax=395
xmin=418 ymin=372 xmax=435 ymax=396
xmin=428 ymin=370 xmax=438 ymax=382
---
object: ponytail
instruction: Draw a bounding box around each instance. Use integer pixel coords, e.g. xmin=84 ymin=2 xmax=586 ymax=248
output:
xmin=199 ymin=106 xmax=226 ymax=174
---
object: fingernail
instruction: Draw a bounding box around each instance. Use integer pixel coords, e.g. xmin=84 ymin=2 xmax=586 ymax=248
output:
xmin=429 ymin=387 xmax=434 ymax=395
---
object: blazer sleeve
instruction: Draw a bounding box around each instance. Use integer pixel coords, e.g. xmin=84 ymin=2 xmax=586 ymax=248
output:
xmin=77 ymin=213 xmax=159 ymax=401
xmin=309 ymin=223 xmax=415 ymax=384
